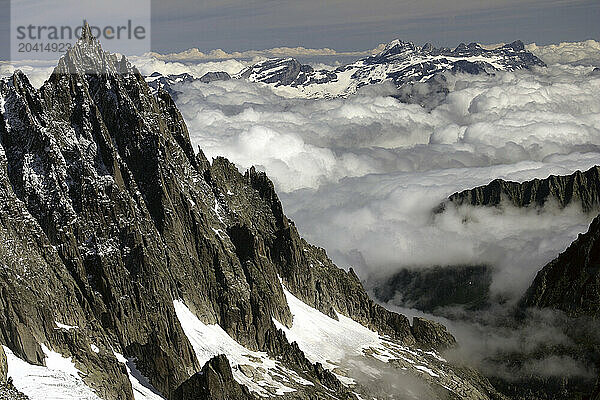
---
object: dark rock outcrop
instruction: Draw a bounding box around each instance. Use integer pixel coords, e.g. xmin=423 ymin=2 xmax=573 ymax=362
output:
xmin=0 ymin=378 xmax=29 ymax=400
xmin=0 ymin=347 xmax=6 ymax=384
xmin=238 ymin=58 xmax=303 ymax=86
xmin=438 ymin=166 xmax=600 ymax=213
xmin=199 ymin=71 xmax=231 ymax=83
xmin=411 ymin=317 xmax=457 ymax=351
xmin=173 ymin=355 xmax=255 ymax=400
xmin=371 ymin=265 xmax=492 ymax=312
xmin=517 ymin=212 xmax=600 ymax=399
xmin=592 ymin=377 xmax=600 ymax=400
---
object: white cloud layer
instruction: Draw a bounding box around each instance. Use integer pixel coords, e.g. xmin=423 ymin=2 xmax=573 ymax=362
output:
xmin=527 ymin=40 xmax=600 ymax=66
xmin=144 ymin=45 xmax=384 ymax=61
xmin=176 ymin=64 xmax=600 ymax=191
xmin=129 ymin=56 xmax=250 ymax=78
xmin=170 ymin=61 xmax=600 ymax=301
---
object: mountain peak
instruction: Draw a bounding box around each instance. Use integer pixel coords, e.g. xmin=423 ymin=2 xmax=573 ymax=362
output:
xmin=381 ymin=38 xmax=415 ymax=52
xmin=51 ymin=20 xmax=133 ymax=77
xmin=80 ymin=20 xmax=95 ymax=44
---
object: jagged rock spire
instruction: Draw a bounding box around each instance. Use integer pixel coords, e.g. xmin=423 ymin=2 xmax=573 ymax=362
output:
xmin=49 ymin=19 xmax=133 ymax=76
xmin=80 ymin=20 xmax=95 ymax=44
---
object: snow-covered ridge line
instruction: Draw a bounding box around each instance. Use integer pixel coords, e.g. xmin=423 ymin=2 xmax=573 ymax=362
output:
xmin=273 ymin=285 xmax=494 ymax=398
xmin=147 ymin=38 xmax=545 ymax=100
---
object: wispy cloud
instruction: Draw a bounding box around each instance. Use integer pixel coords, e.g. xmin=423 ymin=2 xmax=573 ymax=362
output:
xmin=144 ymin=45 xmax=385 ymax=61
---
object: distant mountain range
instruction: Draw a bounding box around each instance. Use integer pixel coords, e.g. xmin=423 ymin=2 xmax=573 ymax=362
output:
xmin=147 ymin=39 xmax=545 ymax=103
xmin=439 ymin=165 xmax=600 ymax=213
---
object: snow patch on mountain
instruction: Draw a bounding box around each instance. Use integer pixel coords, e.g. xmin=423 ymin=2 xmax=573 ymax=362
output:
xmin=273 ymin=286 xmax=381 ymax=370
xmin=4 ymin=345 xmax=101 ymax=400
xmin=54 ymin=321 xmax=78 ymax=330
xmin=273 ymin=285 xmax=459 ymax=391
xmin=173 ymin=299 xmax=313 ymax=397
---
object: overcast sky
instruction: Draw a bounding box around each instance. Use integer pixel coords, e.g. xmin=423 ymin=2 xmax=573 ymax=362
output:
xmin=150 ymin=0 xmax=600 ymax=53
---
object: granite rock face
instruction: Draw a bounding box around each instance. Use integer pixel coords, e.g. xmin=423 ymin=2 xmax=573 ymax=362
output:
xmin=0 ymin=379 xmax=28 ymax=400
xmin=0 ymin=24 xmax=505 ymax=400
xmin=593 ymin=379 xmax=600 ymax=400
xmin=238 ymin=58 xmax=305 ymax=86
xmin=0 ymin=347 xmax=6 ymax=384
xmin=411 ymin=317 xmax=457 ymax=351
xmin=516 ymin=213 xmax=600 ymax=399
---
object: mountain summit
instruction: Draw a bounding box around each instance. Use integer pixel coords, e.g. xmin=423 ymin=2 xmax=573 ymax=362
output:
xmin=0 ymin=26 xmax=505 ymax=399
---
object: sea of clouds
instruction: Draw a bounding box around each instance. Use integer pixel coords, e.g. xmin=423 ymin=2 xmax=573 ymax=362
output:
xmin=156 ymin=56 xmax=600 ymax=302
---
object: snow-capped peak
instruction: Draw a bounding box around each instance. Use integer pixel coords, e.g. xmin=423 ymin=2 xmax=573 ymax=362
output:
xmin=148 ymin=37 xmax=545 ymax=101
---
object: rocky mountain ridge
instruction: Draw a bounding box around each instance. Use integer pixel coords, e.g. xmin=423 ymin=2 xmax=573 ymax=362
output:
xmin=0 ymin=23 xmax=506 ymax=400
xmin=430 ymin=166 xmax=600 ymax=399
xmin=437 ymin=165 xmax=600 ymax=213
xmin=371 ymin=166 xmax=600 ymax=319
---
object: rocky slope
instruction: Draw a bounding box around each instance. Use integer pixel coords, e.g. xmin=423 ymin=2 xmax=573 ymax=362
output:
xmin=147 ymin=39 xmax=544 ymax=103
xmin=521 ymin=213 xmax=600 ymax=316
xmin=515 ymin=213 xmax=600 ymax=400
xmin=0 ymin=24 xmax=506 ymax=399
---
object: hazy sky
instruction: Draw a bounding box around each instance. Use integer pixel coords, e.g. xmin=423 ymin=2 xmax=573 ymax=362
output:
xmin=150 ymin=0 xmax=600 ymax=53
xmin=1 ymin=0 xmax=599 ymax=58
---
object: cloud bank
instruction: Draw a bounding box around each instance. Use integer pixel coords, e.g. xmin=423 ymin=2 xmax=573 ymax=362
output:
xmin=167 ymin=61 xmax=600 ymax=302
xmin=527 ymin=40 xmax=600 ymax=66
xmin=144 ymin=44 xmax=385 ymax=61
xmin=4 ymin=43 xmax=600 ymax=302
